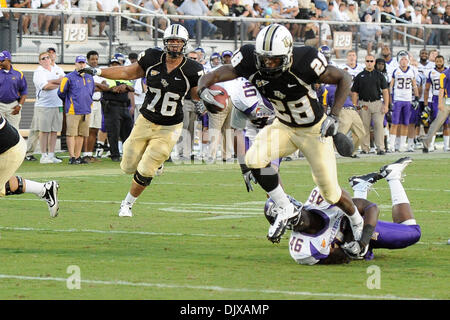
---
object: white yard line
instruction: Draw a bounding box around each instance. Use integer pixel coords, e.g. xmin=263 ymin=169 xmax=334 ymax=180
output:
xmin=0 ymin=226 xmax=446 ymax=245
xmin=0 ymin=273 xmax=429 ymax=300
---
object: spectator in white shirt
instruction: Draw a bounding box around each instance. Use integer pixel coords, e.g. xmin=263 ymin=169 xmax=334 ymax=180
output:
xmin=33 ymin=52 xmax=64 ymax=164
xmin=96 ymin=0 xmax=119 ymax=37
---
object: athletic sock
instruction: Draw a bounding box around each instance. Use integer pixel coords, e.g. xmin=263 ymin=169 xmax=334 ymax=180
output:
xmin=388 ymin=179 xmax=409 ymax=206
xmin=389 ymin=134 xmax=396 ymax=150
xmin=124 ymin=192 xmax=137 ymax=207
xmin=24 ymin=180 xmax=45 ymax=196
xmin=407 ymin=138 xmax=415 ymax=150
xmin=399 ymin=136 xmax=407 ymax=151
xmin=444 ymin=135 xmax=449 ymax=150
xmin=267 ymin=185 xmax=291 ymax=208
xmin=395 ymin=136 xmax=400 ymax=150
xmin=347 ymin=205 xmax=363 ymax=225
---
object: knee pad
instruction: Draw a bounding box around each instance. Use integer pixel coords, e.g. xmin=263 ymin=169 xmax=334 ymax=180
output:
xmin=133 ymin=171 xmax=153 ymax=187
xmin=5 ymin=176 xmax=24 ymax=196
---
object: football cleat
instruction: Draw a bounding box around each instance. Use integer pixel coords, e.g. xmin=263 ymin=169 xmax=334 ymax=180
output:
xmin=118 ymin=200 xmax=133 ymax=217
xmin=348 ymin=172 xmax=384 ymax=193
xmin=267 ymin=202 xmax=299 ymax=243
xmin=379 ymin=157 xmax=412 ymax=181
xmin=40 ymin=181 xmax=59 ymax=217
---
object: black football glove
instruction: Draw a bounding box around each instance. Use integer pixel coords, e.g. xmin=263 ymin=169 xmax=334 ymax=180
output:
xmin=412 ymin=97 xmax=420 ymax=110
xmin=193 ymin=100 xmax=206 ymax=116
xmin=240 ymin=164 xmax=257 ymax=192
xmin=320 ymin=114 xmax=339 ymax=138
xmin=78 ymin=67 xmax=99 ymax=76
xmin=250 ymin=117 xmax=269 ymax=129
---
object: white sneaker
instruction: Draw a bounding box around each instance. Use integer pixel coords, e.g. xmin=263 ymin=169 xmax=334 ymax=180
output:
xmin=348 ymin=172 xmax=384 ymax=193
xmin=379 ymin=157 xmax=412 ymax=181
xmin=118 ymin=200 xmax=133 ymax=217
xmin=40 ymin=181 xmax=59 ymax=217
xmin=51 ymin=156 xmax=62 ymax=163
xmin=267 ymin=202 xmax=298 ymax=242
xmin=40 ymin=154 xmax=53 ymax=164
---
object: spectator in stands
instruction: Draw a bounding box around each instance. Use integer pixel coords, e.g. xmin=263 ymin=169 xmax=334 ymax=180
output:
xmin=39 ymin=0 xmax=61 ymax=36
xmin=211 ymin=0 xmax=233 ymax=40
xmin=10 ymin=0 xmax=32 ymax=35
xmin=26 ymin=47 xmax=65 ymax=162
xmin=360 ymin=14 xmax=382 ymax=55
xmin=143 ymin=0 xmax=167 ymax=34
xmin=96 ymin=0 xmax=119 ymax=37
xmin=57 ymin=56 xmax=95 ymax=164
xmin=361 ymin=0 xmax=380 ymax=22
xmin=78 ymin=0 xmax=97 ymax=36
xmin=279 ymin=0 xmax=300 ymax=37
xmin=0 ymin=51 xmax=28 ymax=130
xmin=237 ymin=0 xmax=260 ymax=40
xmin=177 ymin=0 xmax=217 ymax=39
xmin=33 ymin=52 xmax=64 ymax=164
xmin=427 ymin=5 xmax=441 ymax=45
xmin=0 ymin=0 xmax=8 ymax=20
xmin=163 ymin=0 xmax=178 ymax=24
xmin=304 ymin=8 xmax=332 ymax=48
xmin=442 ymin=4 xmax=450 ymax=45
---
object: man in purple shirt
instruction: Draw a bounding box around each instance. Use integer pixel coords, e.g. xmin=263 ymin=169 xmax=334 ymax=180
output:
xmin=0 ymin=51 xmax=28 ymax=130
xmin=58 ymin=55 xmax=95 ymax=164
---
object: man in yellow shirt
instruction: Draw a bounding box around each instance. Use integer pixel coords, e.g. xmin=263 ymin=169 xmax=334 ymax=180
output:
xmin=212 ymin=0 xmax=233 ymax=40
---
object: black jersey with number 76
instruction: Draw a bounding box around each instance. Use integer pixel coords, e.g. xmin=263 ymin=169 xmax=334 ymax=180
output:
xmin=138 ymin=48 xmax=204 ymax=125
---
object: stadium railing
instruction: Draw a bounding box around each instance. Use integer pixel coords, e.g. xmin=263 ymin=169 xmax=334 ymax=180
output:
xmin=1 ymin=7 xmax=450 ymax=64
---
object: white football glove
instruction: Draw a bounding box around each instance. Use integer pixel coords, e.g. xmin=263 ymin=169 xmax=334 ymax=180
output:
xmin=198 ymin=87 xmax=225 ymax=111
xmin=341 ymin=241 xmax=369 ymax=260
xmin=320 ymin=114 xmax=339 ymax=138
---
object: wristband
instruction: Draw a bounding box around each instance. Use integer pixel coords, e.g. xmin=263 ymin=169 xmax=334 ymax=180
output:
xmin=96 ymin=68 xmax=102 ymax=76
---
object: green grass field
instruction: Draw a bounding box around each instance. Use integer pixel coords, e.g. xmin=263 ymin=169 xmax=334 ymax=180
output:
xmin=0 ymin=152 xmax=449 ymax=300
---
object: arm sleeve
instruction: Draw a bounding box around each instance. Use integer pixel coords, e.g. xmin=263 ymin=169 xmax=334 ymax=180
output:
xmin=231 ymin=45 xmax=258 ymax=79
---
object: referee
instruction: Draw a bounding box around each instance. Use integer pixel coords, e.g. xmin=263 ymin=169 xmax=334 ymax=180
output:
xmin=351 ymin=54 xmax=390 ymax=155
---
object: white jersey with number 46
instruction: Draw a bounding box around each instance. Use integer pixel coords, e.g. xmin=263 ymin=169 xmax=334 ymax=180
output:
xmin=288 ymin=187 xmax=345 ymax=265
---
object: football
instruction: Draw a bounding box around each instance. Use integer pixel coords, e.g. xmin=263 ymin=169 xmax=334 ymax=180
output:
xmin=333 ymin=132 xmax=354 ymax=157
xmin=206 ymin=84 xmax=229 ymax=113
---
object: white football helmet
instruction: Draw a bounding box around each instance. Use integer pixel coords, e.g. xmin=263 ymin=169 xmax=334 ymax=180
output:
xmin=163 ymin=24 xmax=189 ymax=58
xmin=397 ymin=50 xmax=410 ymax=64
xmin=255 ymin=24 xmax=293 ymax=78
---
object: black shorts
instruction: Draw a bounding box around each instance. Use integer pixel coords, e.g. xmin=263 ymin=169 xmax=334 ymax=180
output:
xmin=96 ymin=16 xmax=109 ymax=23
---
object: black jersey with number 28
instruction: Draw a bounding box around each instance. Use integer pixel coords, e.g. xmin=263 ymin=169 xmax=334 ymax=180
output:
xmin=232 ymin=44 xmax=328 ymax=128
xmin=138 ymin=48 xmax=204 ymax=125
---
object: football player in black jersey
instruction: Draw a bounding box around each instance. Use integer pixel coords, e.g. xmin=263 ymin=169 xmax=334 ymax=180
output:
xmin=198 ymin=24 xmax=364 ymax=243
xmin=0 ymin=115 xmax=59 ymax=217
xmin=78 ymin=24 xmax=205 ymax=217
